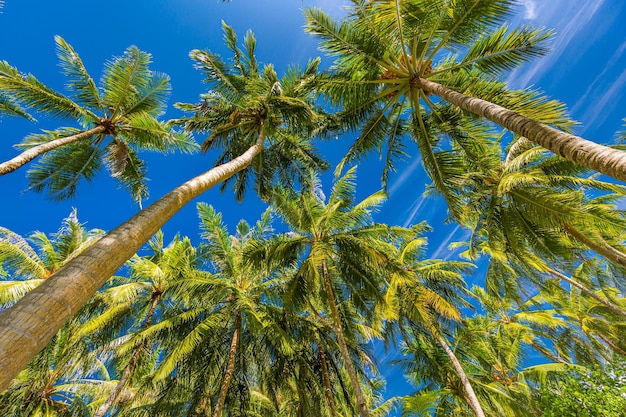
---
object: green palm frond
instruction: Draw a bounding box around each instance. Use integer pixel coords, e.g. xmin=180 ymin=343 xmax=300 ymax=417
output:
xmin=101 ymin=45 xmax=152 ymax=116
xmin=0 ymin=60 xmax=96 ymax=122
xmin=54 ymin=35 xmax=104 ymax=111
xmin=26 ymin=138 xmax=104 ymax=201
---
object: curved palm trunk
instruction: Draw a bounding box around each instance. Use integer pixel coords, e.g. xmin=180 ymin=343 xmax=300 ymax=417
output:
xmin=546 ymin=267 xmax=626 ymax=318
xmin=321 ymin=260 xmax=371 ymax=417
xmin=0 ymin=126 xmax=106 ymax=176
xmin=417 ymin=77 xmax=626 ymax=182
xmin=562 ymin=223 xmax=626 ymax=269
xmin=0 ymin=138 xmax=264 ymax=392
xmin=93 ymin=293 xmax=161 ymax=417
xmin=318 ymin=345 xmax=339 ymax=417
xmin=212 ymin=311 xmax=242 ymax=417
xmin=431 ymin=333 xmax=486 ymax=417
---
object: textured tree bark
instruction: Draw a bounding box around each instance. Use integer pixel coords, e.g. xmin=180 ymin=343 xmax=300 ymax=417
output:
xmin=93 ymin=292 xmax=161 ymax=417
xmin=321 ymin=260 xmax=371 ymax=417
xmin=0 ymin=138 xmax=263 ymax=392
xmin=562 ymin=223 xmax=626 ymax=269
xmin=212 ymin=312 xmax=242 ymax=417
xmin=432 ymin=333 xmax=485 ymax=417
xmin=318 ymin=345 xmax=339 ymax=417
xmin=0 ymin=125 xmax=106 ymax=175
xmin=417 ymin=77 xmax=626 ymax=182
xmin=547 ymin=267 xmax=626 ymax=318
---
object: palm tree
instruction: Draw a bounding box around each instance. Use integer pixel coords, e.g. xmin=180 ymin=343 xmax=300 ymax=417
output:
xmin=0 ymin=209 xmax=104 ymax=309
xmin=0 ymin=24 xmax=326 ymax=391
xmin=136 ymin=203 xmax=293 ymax=417
xmin=378 ymin=224 xmax=486 ymax=416
xmin=255 ymin=168 xmax=395 ymax=417
xmin=0 ymin=36 xmax=197 ymax=202
xmin=76 ymin=232 xmax=198 ymax=417
xmin=305 ymin=0 xmax=626 ymax=182
xmin=458 ymin=139 xmax=626 ymax=318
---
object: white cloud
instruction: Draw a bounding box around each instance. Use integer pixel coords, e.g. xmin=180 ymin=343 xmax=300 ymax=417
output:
xmin=509 ymin=0 xmax=606 ymax=87
xmin=571 ymin=39 xmax=626 ymax=133
xmin=521 ymin=0 xmax=537 ymax=19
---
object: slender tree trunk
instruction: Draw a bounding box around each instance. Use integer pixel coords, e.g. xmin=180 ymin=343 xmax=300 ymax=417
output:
xmin=93 ymin=293 xmax=161 ymax=417
xmin=321 ymin=260 xmax=371 ymax=417
xmin=0 ymin=126 xmax=106 ymax=176
xmin=0 ymin=137 xmax=264 ymax=392
xmin=212 ymin=311 xmax=242 ymax=417
xmin=318 ymin=345 xmax=339 ymax=417
xmin=595 ymin=333 xmax=626 ymax=356
xmin=431 ymin=333 xmax=486 ymax=417
xmin=417 ymin=77 xmax=626 ymax=182
xmin=562 ymin=223 xmax=626 ymax=269
xmin=546 ymin=267 xmax=626 ymax=318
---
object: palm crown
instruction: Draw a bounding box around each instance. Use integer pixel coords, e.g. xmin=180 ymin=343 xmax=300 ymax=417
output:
xmin=173 ymin=22 xmax=329 ymax=201
xmin=0 ymin=36 xmax=197 ymax=202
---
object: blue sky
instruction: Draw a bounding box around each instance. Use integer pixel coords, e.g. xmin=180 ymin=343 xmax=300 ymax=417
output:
xmin=1 ymin=0 xmax=625 ymax=410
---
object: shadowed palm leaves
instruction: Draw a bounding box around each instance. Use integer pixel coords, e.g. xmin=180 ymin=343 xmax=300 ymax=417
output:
xmin=0 ymin=209 xmax=104 ymax=309
xmin=0 ymin=36 xmax=197 ymax=202
xmin=253 ymin=167 xmax=394 ymax=417
xmin=305 ymin=0 xmax=626 ymax=183
xmin=458 ymin=139 xmax=626 ymax=317
xmin=75 ymin=232 xmax=198 ymax=417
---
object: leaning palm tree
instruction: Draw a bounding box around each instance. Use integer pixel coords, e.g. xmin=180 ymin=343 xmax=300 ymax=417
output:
xmin=0 ymin=36 xmax=196 ymax=202
xmin=378 ymin=223 xmax=486 ymax=416
xmin=0 ymin=24 xmax=326 ymax=390
xmin=254 ymin=167 xmax=394 ymax=417
xmin=306 ymin=0 xmax=626 ymax=183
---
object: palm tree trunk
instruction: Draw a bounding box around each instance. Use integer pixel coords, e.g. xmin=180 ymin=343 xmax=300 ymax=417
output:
xmin=318 ymin=345 xmax=339 ymax=417
xmin=321 ymin=260 xmax=371 ymax=417
xmin=212 ymin=311 xmax=242 ymax=417
xmin=431 ymin=333 xmax=486 ymax=417
xmin=546 ymin=267 xmax=626 ymax=318
xmin=93 ymin=292 xmax=161 ymax=417
xmin=417 ymin=77 xmax=626 ymax=182
xmin=562 ymin=223 xmax=626 ymax=269
xmin=0 ymin=137 xmax=264 ymax=392
xmin=0 ymin=125 xmax=106 ymax=175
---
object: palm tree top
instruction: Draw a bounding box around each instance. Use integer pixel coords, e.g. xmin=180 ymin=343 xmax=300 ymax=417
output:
xmin=172 ymin=22 xmax=329 ymax=202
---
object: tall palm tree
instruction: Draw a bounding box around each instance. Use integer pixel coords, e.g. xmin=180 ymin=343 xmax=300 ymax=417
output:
xmin=0 ymin=24 xmax=326 ymax=391
xmin=305 ymin=0 xmax=626 ymax=182
xmin=0 ymin=36 xmax=197 ymax=202
xmin=255 ymin=168 xmax=394 ymax=417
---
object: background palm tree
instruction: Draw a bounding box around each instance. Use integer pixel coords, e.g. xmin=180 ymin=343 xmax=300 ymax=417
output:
xmin=0 ymin=209 xmax=104 ymax=309
xmin=0 ymin=36 xmax=197 ymax=203
xmin=255 ymin=168 xmax=396 ymax=417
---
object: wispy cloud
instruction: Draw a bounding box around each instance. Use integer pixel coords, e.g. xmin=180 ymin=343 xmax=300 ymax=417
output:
xmin=509 ymin=0 xmax=606 ymax=87
xmin=570 ymin=39 xmax=626 ymax=134
xmin=521 ymin=0 xmax=537 ymax=19
xmin=579 ymin=67 xmax=626 ymax=135
xmin=430 ymin=225 xmax=471 ymax=260
xmin=402 ymin=194 xmax=427 ymax=227
xmin=388 ymin=158 xmax=422 ymax=197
